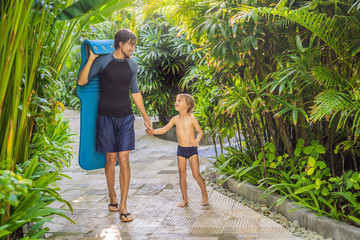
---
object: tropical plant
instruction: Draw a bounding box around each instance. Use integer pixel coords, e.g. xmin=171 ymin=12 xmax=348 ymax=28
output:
xmin=0 ymin=0 xmax=135 ymax=238
xmin=133 ymin=16 xmax=198 ymax=124
xmin=138 ymin=0 xmax=360 ymax=226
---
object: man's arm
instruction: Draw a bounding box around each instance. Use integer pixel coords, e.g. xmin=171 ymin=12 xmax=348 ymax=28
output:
xmin=131 ymin=92 xmax=152 ymax=130
xmin=77 ymin=49 xmax=98 ymax=86
xmin=153 ymin=117 xmax=176 ymax=135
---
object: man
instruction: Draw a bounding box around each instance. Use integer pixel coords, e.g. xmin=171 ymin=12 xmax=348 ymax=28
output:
xmin=78 ymin=29 xmax=151 ymax=222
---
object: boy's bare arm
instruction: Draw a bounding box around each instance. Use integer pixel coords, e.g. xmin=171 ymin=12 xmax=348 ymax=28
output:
xmin=153 ymin=117 xmax=176 ymax=135
xmin=192 ymin=116 xmax=204 ymax=147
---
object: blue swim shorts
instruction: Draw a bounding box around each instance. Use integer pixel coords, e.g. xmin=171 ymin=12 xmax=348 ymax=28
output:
xmin=96 ymin=114 xmax=135 ymax=153
xmin=177 ymin=146 xmax=198 ymax=159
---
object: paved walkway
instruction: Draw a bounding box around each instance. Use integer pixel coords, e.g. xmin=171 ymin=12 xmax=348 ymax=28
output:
xmin=45 ymin=109 xmax=301 ymax=240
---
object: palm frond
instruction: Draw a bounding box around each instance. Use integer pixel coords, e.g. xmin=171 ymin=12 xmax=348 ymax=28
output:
xmin=230 ymin=6 xmax=352 ymax=63
xmin=311 ymin=66 xmax=344 ymax=89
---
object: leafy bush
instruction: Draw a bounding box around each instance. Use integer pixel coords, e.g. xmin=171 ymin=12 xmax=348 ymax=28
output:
xmin=0 ymin=171 xmax=32 ymax=216
xmin=215 ymin=138 xmax=360 ymax=227
xmin=134 ymin=16 xmax=198 ymax=124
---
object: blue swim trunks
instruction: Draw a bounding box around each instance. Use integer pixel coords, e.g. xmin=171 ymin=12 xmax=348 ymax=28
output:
xmin=177 ymin=146 xmax=198 ymax=159
xmin=96 ymin=114 xmax=135 ymax=153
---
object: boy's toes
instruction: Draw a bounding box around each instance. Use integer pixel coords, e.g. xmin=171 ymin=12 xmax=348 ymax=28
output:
xmin=178 ymin=201 xmax=188 ymax=207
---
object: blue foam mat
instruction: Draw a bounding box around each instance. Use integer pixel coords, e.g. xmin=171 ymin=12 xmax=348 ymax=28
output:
xmin=77 ymin=40 xmax=116 ymax=170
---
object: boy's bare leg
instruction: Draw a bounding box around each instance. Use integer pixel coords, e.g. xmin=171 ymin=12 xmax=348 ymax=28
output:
xmin=177 ymin=156 xmax=188 ymax=207
xmin=189 ymin=155 xmax=209 ymax=206
xmin=105 ymin=152 xmax=119 ymax=211
xmin=118 ymin=151 xmax=133 ymax=220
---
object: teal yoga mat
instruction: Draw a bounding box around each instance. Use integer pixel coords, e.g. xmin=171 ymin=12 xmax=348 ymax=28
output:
xmin=77 ymin=40 xmax=116 ymax=170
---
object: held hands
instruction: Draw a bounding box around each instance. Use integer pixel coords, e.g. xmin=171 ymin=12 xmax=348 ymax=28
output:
xmin=145 ymin=128 xmax=154 ymax=136
xmin=144 ymin=119 xmax=153 ymax=136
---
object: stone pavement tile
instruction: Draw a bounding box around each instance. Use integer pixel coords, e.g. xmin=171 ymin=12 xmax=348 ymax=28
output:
xmin=51 ymin=109 xmax=302 ymax=240
xmin=232 ymin=202 xmax=253 ymax=210
xmin=47 ymin=236 xmax=86 ymax=240
xmin=166 ymin=208 xmax=202 ymax=219
xmin=198 ymin=209 xmax=232 ymax=218
xmin=223 ymin=226 xmax=258 ymax=236
xmin=134 ymin=184 xmax=168 ymax=195
xmin=189 ymin=226 xmax=224 ymax=235
xmin=147 ymin=237 xmax=183 ymax=240
xmin=158 ymin=170 xmax=179 ymax=174
xmin=162 ymin=216 xmax=197 ymax=228
xmin=218 ymin=236 xmax=256 ymax=240
xmin=45 ymin=224 xmax=89 ymax=238
xmin=258 ymin=226 xmax=294 ymax=238
xmin=192 ymin=218 xmax=228 ymax=228
xmin=183 ymin=238 xmax=218 ymax=240
xmin=259 ymin=216 xmax=285 ymax=228
xmin=227 ymin=209 xmax=263 ymax=219
xmin=138 ymin=207 xmax=173 ymax=218
xmin=227 ymin=218 xmax=259 ymax=228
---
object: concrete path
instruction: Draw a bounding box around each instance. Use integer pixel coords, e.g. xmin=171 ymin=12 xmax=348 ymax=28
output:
xmin=45 ymin=109 xmax=301 ymax=240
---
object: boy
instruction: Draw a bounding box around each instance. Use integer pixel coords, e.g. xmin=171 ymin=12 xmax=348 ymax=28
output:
xmin=147 ymin=94 xmax=209 ymax=207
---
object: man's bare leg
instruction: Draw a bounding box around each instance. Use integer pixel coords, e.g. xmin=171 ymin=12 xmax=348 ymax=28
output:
xmin=118 ymin=151 xmax=133 ymax=221
xmin=189 ymin=155 xmax=208 ymax=206
xmin=177 ymin=156 xmax=188 ymax=207
xmin=105 ymin=152 xmax=119 ymax=211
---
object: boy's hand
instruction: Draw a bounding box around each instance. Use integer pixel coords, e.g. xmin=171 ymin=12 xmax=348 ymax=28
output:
xmin=191 ymin=140 xmax=200 ymax=147
xmin=145 ymin=128 xmax=153 ymax=136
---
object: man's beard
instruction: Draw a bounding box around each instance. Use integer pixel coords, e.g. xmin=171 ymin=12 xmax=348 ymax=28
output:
xmin=121 ymin=48 xmax=130 ymax=58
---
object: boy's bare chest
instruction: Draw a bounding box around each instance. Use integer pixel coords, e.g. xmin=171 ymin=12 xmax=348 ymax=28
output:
xmin=175 ymin=119 xmax=193 ymax=132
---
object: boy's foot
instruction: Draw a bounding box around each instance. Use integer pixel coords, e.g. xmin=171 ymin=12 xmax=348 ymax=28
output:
xmin=178 ymin=200 xmax=188 ymax=207
xmin=201 ymin=196 xmax=209 ymax=206
xmin=108 ymin=203 xmax=119 ymax=212
xmin=120 ymin=212 xmax=134 ymax=222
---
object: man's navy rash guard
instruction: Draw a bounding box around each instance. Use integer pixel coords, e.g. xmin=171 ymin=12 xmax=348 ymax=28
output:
xmin=88 ymin=53 xmax=140 ymax=118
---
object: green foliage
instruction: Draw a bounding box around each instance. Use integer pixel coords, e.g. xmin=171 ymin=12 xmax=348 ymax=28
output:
xmin=136 ymin=0 xmax=360 ymax=227
xmin=0 ymin=156 xmax=74 ymax=240
xmin=1 ymin=0 xmax=133 ymax=238
xmin=0 ymin=171 xmax=32 ymax=215
xmin=30 ymin=112 xmax=75 ymax=170
xmin=134 ymin=16 xmax=197 ymax=124
xmin=215 ymin=137 xmax=360 ymax=226
xmin=59 ymin=46 xmax=82 ymax=110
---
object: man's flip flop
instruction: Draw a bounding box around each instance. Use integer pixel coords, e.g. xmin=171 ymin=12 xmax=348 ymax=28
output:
xmin=108 ymin=203 xmax=119 ymax=212
xmin=120 ymin=212 xmax=134 ymax=222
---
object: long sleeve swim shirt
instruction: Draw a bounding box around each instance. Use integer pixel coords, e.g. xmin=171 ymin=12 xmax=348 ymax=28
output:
xmin=88 ymin=53 xmax=140 ymax=117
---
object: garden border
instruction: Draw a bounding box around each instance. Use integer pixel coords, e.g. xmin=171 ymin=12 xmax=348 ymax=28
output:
xmin=204 ymin=165 xmax=360 ymax=240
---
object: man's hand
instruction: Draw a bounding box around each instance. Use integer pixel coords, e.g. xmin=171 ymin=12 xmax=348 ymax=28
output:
xmin=88 ymin=48 xmax=99 ymax=60
xmin=145 ymin=128 xmax=154 ymax=136
xmin=144 ymin=119 xmax=152 ymax=130
xmin=77 ymin=48 xmax=99 ymax=86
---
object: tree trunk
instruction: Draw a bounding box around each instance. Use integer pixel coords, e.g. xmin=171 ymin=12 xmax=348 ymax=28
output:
xmin=244 ymin=114 xmax=258 ymax=161
xmin=238 ymin=112 xmax=251 ymax=151
xmin=235 ymin=115 xmax=243 ymax=152
xmin=275 ymin=117 xmax=294 ymax=157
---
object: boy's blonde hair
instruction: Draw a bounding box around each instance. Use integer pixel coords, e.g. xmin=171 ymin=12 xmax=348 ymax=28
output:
xmin=178 ymin=93 xmax=195 ymax=113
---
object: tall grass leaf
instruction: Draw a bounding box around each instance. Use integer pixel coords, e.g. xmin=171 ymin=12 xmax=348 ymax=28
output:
xmin=23 ymin=156 xmax=39 ymax=179
xmin=348 ymin=215 xmax=360 ymax=225
xmin=294 ymin=184 xmax=317 ymax=194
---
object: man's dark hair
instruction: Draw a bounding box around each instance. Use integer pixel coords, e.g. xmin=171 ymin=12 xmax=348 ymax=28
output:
xmin=114 ymin=29 xmax=137 ymax=49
